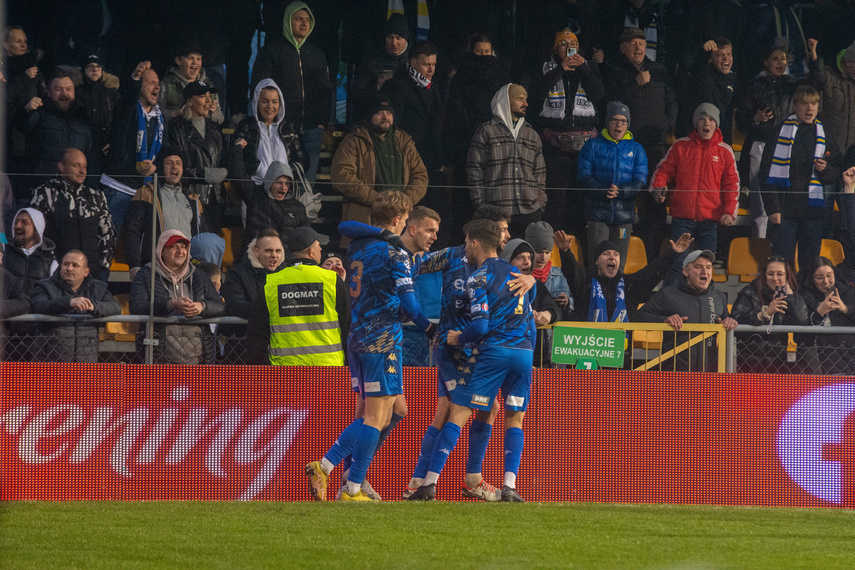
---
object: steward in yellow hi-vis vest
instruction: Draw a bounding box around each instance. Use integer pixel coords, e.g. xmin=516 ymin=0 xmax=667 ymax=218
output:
xmin=247 ymin=227 xmax=351 ymax=366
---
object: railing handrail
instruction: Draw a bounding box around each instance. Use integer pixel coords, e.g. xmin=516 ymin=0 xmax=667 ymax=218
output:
xmin=3 ymin=314 xmax=249 ymax=325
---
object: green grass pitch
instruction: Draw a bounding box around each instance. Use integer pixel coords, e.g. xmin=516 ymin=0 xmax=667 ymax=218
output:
xmin=2 ymin=501 xmax=855 ymax=568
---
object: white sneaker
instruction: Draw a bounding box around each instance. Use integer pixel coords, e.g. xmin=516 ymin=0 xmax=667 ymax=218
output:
xmin=461 ymin=478 xmax=501 ymax=501
xmin=361 ymin=479 xmax=382 ymax=501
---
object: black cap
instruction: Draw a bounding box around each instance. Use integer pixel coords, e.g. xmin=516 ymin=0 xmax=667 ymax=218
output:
xmin=183 ymin=80 xmax=218 ymax=102
xmin=593 ymin=240 xmax=620 ymax=260
xmin=620 ymin=28 xmax=646 ymax=44
xmin=157 ymin=145 xmax=185 ymax=171
xmin=321 ymin=246 xmax=344 ymax=263
xmin=287 ymin=226 xmax=330 ymax=252
xmin=83 ymin=53 xmax=104 ymax=68
xmin=384 ymin=13 xmax=410 ymax=41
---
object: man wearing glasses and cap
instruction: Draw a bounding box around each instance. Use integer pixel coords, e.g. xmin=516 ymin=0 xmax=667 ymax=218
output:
xmin=247 ymin=225 xmax=350 ymax=367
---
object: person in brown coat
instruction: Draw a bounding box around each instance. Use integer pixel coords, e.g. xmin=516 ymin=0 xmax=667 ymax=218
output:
xmin=331 ymin=91 xmax=428 ymax=247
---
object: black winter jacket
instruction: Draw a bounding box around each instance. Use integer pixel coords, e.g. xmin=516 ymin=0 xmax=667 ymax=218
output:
xmin=604 ymin=56 xmax=677 ymax=147
xmin=166 ymin=117 xmax=225 ymax=210
xmin=251 ymin=37 xmax=333 ymax=131
xmin=104 ymin=100 xmax=162 ymax=191
xmin=16 ymin=102 xmax=93 ymax=178
xmin=731 ymin=283 xmax=810 ymax=346
xmin=679 ymin=52 xmax=736 ymax=143
xmin=381 ymin=67 xmax=446 ymax=170
xmin=0 ymin=267 xmax=30 ymax=337
xmin=442 ymin=53 xmax=510 ymax=167
xmin=242 ymin=186 xmax=308 ymax=249
xmin=31 ymin=272 xmax=120 ymax=363
xmin=222 ymin=244 xmax=286 ymax=320
xmin=2 ymin=238 xmax=56 ymax=296
xmin=77 ymin=78 xmax=119 ymax=168
xmin=228 ymin=116 xmax=309 ymax=199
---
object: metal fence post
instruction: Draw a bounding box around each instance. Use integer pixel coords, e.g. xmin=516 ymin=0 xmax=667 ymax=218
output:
xmin=144 ymin=174 xmax=160 ymax=364
xmin=725 ymin=329 xmax=735 ymax=373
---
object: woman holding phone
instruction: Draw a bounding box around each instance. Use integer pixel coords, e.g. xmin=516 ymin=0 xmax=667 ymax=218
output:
xmin=731 ymin=255 xmax=811 ymax=373
xmin=799 ymin=256 xmax=855 ymax=375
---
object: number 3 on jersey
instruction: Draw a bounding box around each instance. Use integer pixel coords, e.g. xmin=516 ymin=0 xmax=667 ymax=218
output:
xmin=350 ymin=261 xmax=364 ymax=298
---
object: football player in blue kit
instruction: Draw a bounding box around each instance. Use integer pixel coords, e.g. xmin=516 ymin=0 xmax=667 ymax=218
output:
xmin=305 ymin=192 xmax=435 ymax=501
xmin=409 ymin=218 xmax=536 ymax=502
xmin=403 ymin=205 xmax=535 ymax=501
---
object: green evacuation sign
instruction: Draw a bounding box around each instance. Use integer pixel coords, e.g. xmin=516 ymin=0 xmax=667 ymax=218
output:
xmin=552 ymin=326 xmax=625 ymax=368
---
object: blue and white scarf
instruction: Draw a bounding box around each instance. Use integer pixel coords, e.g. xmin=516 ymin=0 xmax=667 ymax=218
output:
xmin=588 ymin=277 xmax=628 ymax=323
xmin=540 ymin=59 xmax=595 ymax=121
xmin=136 ymin=102 xmax=163 ymax=184
xmin=767 ymin=114 xmax=826 ymax=208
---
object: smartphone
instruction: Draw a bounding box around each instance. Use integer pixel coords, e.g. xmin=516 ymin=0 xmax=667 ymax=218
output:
xmin=774 ymin=285 xmax=786 ymax=298
xmin=567 ymin=47 xmax=577 ymax=57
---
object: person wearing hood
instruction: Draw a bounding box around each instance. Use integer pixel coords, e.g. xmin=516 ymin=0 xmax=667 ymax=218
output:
xmin=529 ymin=29 xmax=604 ymax=233
xmin=3 ymin=208 xmax=58 ymax=296
xmin=251 ymin=1 xmax=333 ymax=182
xmin=352 ymin=12 xmax=411 ymax=98
xmin=31 ymin=249 xmax=120 ymax=363
xmin=331 ymin=91 xmax=428 ymax=247
xmin=554 ymin=230 xmax=692 ymax=323
xmin=166 ymin=80 xmax=227 ymax=232
xmin=30 ymin=148 xmax=115 ymax=280
xmin=124 ymin=146 xmax=204 ymax=281
xmin=650 ymin=103 xmax=739 ymax=256
xmin=158 ymin=43 xmax=224 ymax=125
xmin=129 ymin=230 xmax=225 ymax=364
xmin=638 ymin=249 xmax=737 ymax=371
xmin=244 ymin=161 xmax=308 ymax=250
xmin=229 ymin=78 xmax=308 ymax=201
xmin=467 ymin=83 xmax=546 ymax=239
xmin=577 ymin=101 xmax=647 ymax=271
xmin=246 ymin=225 xmax=350 ymax=367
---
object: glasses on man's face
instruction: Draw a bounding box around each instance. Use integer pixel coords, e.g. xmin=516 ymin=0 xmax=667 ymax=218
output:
xmin=608 ymin=118 xmax=629 ymax=126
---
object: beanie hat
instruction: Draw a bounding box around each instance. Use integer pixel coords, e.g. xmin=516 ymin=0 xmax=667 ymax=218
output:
xmin=157 ymin=145 xmax=185 ymax=170
xmin=500 ymin=238 xmax=535 ymax=264
xmin=693 ymin=103 xmax=720 ymax=127
xmin=507 ymin=84 xmax=527 ymax=102
xmin=524 ymin=221 xmax=554 ymax=252
xmin=593 ymin=240 xmax=620 ymax=260
xmin=554 ymin=29 xmax=578 ymax=50
xmin=354 ymin=90 xmax=396 ymax=122
xmin=384 ymin=13 xmax=410 ymax=41
xmin=606 ymin=101 xmax=631 ymax=126
xmin=844 ymin=42 xmax=855 ymax=63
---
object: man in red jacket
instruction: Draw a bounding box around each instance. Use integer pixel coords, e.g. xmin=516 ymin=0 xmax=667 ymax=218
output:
xmin=650 ymin=103 xmax=739 ymax=254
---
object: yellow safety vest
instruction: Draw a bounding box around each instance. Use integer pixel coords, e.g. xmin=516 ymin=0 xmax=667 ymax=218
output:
xmin=264 ymin=262 xmax=344 ymax=366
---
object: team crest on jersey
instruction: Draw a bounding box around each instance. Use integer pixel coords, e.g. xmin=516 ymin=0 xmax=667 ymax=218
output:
xmin=445 ymin=379 xmax=457 ymax=391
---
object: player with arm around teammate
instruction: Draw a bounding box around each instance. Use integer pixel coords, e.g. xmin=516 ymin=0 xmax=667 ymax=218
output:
xmin=409 ymin=219 xmax=536 ymax=502
xmin=305 ymin=191 xmax=434 ymax=501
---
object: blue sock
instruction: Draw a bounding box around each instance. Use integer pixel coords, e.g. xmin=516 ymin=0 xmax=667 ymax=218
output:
xmin=466 ymin=420 xmax=492 ymax=475
xmin=427 ymin=422 xmax=462 ymax=477
xmin=323 ymin=418 xmax=363 ymax=467
xmin=374 ymin=412 xmax=405 ymax=455
xmin=347 ymin=423 xmax=381 ymax=486
xmin=412 ymin=425 xmax=441 ymax=480
xmin=504 ymin=427 xmax=525 ymax=478
xmin=341 ymin=455 xmax=352 ymax=475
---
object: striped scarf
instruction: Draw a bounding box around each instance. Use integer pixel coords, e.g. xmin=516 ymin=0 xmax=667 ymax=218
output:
xmin=767 ymin=114 xmax=826 ymax=208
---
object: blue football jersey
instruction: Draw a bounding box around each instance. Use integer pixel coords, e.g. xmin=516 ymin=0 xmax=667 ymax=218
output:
xmin=466 ymin=257 xmax=534 ymax=350
xmin=417 ymin=245 xmax=473 ymax=346
xmin=347 ymin=237 xmax=414 ymax=353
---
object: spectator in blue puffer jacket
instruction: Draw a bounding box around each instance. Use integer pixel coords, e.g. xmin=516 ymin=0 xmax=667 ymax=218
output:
xmin=577 ymin=101 xmax=647 ymax=272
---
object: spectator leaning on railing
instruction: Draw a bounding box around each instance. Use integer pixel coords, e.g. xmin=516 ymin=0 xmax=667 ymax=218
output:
xmin=31 ymin=249 xmax=120 ymax=363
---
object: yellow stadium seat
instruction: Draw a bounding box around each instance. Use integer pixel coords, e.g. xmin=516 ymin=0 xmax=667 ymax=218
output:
xmin=220 ymin=227 xmax=244 ymax=270
xmin=727 ymin=237 xmax=771 ymax=282
xmin=103 ymin=294 xmax=138 ymax=342
xmin=795 ymin=239 xmax=845 ymax=272
xmin=623 ymin=236 xmax=648 ymax=274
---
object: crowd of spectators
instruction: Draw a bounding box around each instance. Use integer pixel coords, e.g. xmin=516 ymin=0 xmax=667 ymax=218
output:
xmin=4 ymin=0 xmax=855 ymax=374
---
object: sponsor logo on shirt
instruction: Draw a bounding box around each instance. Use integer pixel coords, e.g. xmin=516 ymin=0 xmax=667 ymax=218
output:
xmin=471 ymin=394 xmax=490 ymax=406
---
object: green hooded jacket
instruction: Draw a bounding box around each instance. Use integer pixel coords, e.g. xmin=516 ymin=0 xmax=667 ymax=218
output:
xmin=282 ymin=2 xmax=315 ymax=50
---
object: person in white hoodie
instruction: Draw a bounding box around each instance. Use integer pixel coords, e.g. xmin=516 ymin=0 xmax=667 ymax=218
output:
xmin=467 ymin=83 xmax=547 ymax=238
xmin=3 ymin=208 xmax=58 ymax=296
xmin=228 ymin=78 xmax=309 ymax=204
